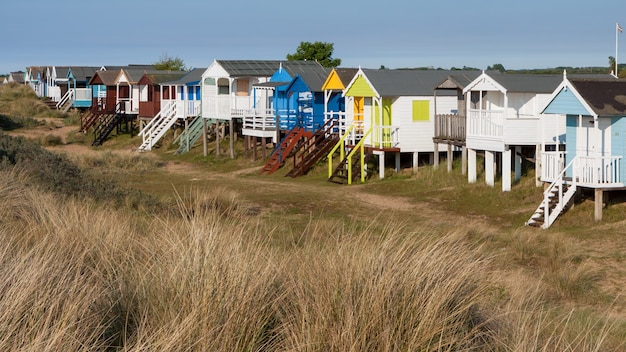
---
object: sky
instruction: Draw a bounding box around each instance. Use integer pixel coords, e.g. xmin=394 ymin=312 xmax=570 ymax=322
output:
xmin=1 ymin=0 xmax=625 ymax=74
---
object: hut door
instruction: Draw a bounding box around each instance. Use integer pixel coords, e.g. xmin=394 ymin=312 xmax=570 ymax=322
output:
xmin=354 ymin=97 xmax=364 ymax=133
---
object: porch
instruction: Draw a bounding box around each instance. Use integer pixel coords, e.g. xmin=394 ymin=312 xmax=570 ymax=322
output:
xmin=434 ymin=113 xmax=466 ymax=144
xmin=541 ymin=152 xmax=624 ymax=188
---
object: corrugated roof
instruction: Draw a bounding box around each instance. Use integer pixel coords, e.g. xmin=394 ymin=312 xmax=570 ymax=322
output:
xmin=360 ymin=69 xmax=477 ymax=96
xmin=216 ymin=60 xmax=321 ymax=77
xmin=569 ymin=78 xmax=626 ymax=116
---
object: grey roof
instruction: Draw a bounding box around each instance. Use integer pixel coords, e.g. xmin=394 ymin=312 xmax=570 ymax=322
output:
xmin=334 ymin=68 xmax=359 ymax=86
xmin=67 ymin=66 xmax=103 ymax=81
xmin=9 ymin=71 xmax=25 ymax=84
xmin=489 ymin=73 xmax=614 ymax=93
xmin=140 ymin=72 xmax=187 ymax=85
xmin=161 ymin=67 xmax=206 ymax=86
xmin=360 ymin=69 xmax=478 ymax=96
xmin=120 ymin=68 xmax=171 ymax=83
xmin=290 ymin=66 xmax=331 ymax=91
xmin=435 ymin=71 xmax=483 ymax=90
xmin=216 ymin=60 xmax=321 ymax=77
xmin=569 ymin=78 xmax=626 ymax=116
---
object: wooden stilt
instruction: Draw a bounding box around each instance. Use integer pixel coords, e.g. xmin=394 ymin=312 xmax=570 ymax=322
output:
xmin=229 ymin=119 xmax=235 ymax=159
xmin=202 ymin=118 xmax=207 ymax=157
xmin=595 ymin=188 xmax=604 ymax=222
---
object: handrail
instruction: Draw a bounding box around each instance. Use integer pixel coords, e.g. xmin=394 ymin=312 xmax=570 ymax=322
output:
xmin=346 ymin=128 xmax=372 ymax=184
xmin=542 ymin=156 xmax=577 ymax=228
xmin=328 ymin=124 xmax=355 ymax=178
xmin=56 ymin=89 xmax=74 ymax=110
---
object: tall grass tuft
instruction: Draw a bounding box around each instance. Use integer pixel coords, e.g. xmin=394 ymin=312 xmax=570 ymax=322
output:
xmin=0 ymin=169 xmax=620 ymax=351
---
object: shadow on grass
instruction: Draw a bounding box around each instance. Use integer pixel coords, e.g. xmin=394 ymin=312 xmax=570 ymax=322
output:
xmin=0 ymin=114 xmax=23 ymax=130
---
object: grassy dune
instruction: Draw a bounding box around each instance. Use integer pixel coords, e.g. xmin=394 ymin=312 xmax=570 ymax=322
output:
xmin=0 ymin=83 xmax=625 ymax=350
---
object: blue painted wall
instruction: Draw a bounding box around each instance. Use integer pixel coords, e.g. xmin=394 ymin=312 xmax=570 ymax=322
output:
xmin=565 ymin=115 xmax=577 ymax=167
xmin=544 ymin=86 xmax=590 ymax=116
xmin=611 ymin=116 xmax=626 ymax=182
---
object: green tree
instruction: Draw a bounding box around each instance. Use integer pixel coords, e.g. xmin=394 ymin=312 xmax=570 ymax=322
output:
xmin=286 ymin=41 xmax=341 ymax=68
xmin=153 ymin=53 xmax=187 ymax=71
xmin=487 ymin=63 xmax=506 ymax=72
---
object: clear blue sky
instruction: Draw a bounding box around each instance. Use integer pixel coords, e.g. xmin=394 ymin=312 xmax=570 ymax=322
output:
xmin=1 ymin=0 xmax=624 ymax=74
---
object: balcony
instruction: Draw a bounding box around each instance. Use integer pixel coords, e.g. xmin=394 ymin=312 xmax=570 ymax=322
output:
xmin=467 ymin=109 xmax=504 ymax=139
xmin=542 ymin=152 xmax=623 ymax=188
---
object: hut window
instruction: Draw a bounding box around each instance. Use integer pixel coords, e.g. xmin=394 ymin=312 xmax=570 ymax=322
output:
xmin=217 ymin=78 xmax=229 ymax=95
xmin=412 ymin=100 xmax=429 ymax=122
xmin=139 ymin=85 xmax=148 ymax=102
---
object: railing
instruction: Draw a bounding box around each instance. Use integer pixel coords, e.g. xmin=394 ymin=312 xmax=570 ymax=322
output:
xmin=74 ymin=88 xmax=91 ymax=101
xmin=139 ymin=101 xmax=177 ymax=150
xmin=540 ymin=157 xmax=578 ymax=229
xmin=467 ymin=109 xmax=504 ymax=138
xmin=170 ymin=100 xmax=201 ymax=118
xmin=48 ymin=86 xmax=61 ymax=102
xmin=346 ymin=128 xmax=372 ymax=184
xmin=243 ymin=109 xmax=276 ymax=131
xmin=434 ymin=114 xmax=466 ymax=141
xmin=576 ymin=155 xmax=622 ymax=186
xmin=56 ymin=89 xmax=74 ymax=110
xmin=542 ymin=152 xmax=622 ymax=187
xmin=371 ymin=125 xmax=400 ymax=149
xmin=324 ymin=111 xmax=346 ymax=135
xmin=328 ymin=124 xmax=356 ymax=178
xmin=541 ymin=152 xmax=566 ymax=182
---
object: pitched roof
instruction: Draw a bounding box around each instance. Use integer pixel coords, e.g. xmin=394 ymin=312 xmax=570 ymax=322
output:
xmin=67 ymin=66 xmax=103 ymax=81
xmin=334 ymin=68 xmax=359 ymax=85
xmin=216 ymin=60 xmax=321 ymax=77
xmin=161 ymin=67 xmax=206 ymax=86
xmin=435 ymin=71 xmax=483 ymax=90
xmin=90 ymin=70 xmax=119 ymax=85
xmin=569 ymin=78 xmax=626 ymax=116
xmin=9 ymin=71 xmax=25 ymax=84
xmin=139 ymin=72 xmax=187 ymax=85
xmin=488 ymin=73 xmax=613 ymax=93
xmin=360 ymin=69 xmax=478 ymax=96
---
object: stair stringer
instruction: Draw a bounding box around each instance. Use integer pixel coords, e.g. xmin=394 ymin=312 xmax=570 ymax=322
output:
xmin=174 ymin=113 xmax=204 ymax=155
xmin=138 ymin=102 xmax=178 ymax=151
xmin=526 ymin=157 xmax=578 ymax=229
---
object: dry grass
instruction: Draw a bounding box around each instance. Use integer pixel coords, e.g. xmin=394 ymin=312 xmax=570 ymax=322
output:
xmin=0 ymin=168 xmax=621 ymax=351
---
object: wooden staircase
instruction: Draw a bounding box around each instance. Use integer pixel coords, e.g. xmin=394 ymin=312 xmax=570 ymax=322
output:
xmin=80 ymin=110 xmax=108 ymax=133
xmin=526 ymin=158 xmax=578 ymax=229
xmin=56 ymin=89 xmax=74 ymax=113
xmin=285 ymin=119 xmax=339 ymax=178
xmin=174 ymin=113 xmax=204 ymax=155
xmin=138 ymin=102 xmax=178 ymax=152
xmin=260 ymin=127 xmax=311 ymax=175
xmin=328 ymin=146 xmax=373 ymax=184
xmin=92 ymin=112 xmax=126 ymax=146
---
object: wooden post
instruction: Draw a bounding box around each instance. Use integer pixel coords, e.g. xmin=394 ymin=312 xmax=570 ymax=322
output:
xmin=468 ymin=148 xmax=476 ymax=183
xmin=485 ymin=150 xmax=495 ymax=187
xmin=502 ymin=147 xmax=511 ymax=192
xmin=395 ymin=152 xmax=400 ymax=173
xmin=461 ymin=145 xmax=467 ymax=176
xmin=216 ymin=122 xmax=221 ymax=158
xmin=261 ymin=137 xmax=266 ymax=160
xmin=202 ymin=118 xmax=207 ymax=157
xmin=379 ymin=152 xmax=385 ymax=179
xmin=433 ymin=143 xmax=439 ymax=170
xmin=184 ymin=118 xmax=189 ymax=152
xmin=594 ymin=188 xmax=604 ymax=222
xmin=253 ymin=137 xmax=258 ymax=161
xmin=229 ymin=119 xmax=235 ymax=159
xmin=447 ymin=144 xmax=452 ymax=173
xmin=514 ymin=146 xmax=522 ymax=183
xmin=535 ymin=144 xmax=542 ymax=187
xmin=412 ymin=152 xmax=419 ymax=174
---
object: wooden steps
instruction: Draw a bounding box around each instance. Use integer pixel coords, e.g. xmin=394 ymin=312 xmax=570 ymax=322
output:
xmin=328 ymin=147 xmax=373 ymax=184
xmin=285 ymin=120 xmax=339 ymax=178
xmin=261 ymin=127 xmax=311 ymax=175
